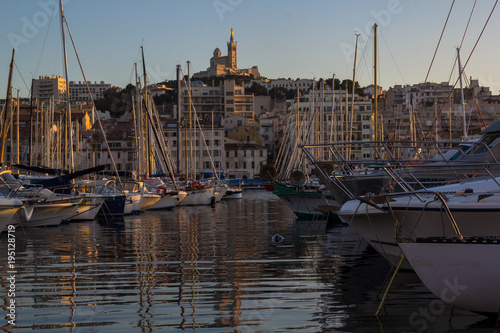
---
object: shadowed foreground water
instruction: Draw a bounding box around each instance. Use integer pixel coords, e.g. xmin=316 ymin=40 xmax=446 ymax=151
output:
xmin=0 ymin=191 xmax=494 ymax=332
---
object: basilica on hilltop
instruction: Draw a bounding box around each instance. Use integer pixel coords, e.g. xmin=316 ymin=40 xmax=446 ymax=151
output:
xmin=193 ymin=28 xmax=260 ymax=79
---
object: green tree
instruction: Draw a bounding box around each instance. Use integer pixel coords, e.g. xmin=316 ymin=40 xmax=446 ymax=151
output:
xmin=246 ymin=82 xmax=268 ymax=96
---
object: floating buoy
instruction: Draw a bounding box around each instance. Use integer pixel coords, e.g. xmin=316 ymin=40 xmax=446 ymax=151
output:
xmin=272 ymin=234 xmax=284 ymax=245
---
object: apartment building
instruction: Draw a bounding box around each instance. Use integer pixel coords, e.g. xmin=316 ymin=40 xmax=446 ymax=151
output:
xmin=180 ymin=79 xmax=255 ymax=123
xmin=69 ymin=81 xmax=111 ymax=101
xmin=32 ymin=75 xmax=67 ymax=102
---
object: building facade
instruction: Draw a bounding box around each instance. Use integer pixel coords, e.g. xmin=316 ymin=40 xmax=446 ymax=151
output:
xmin=180 ymin=79 xmax=255 ymax=123
xmin=69 ymin=81 xmax=111 ymax=101
xmin=32 ymin=75 xmax=67 ymax=102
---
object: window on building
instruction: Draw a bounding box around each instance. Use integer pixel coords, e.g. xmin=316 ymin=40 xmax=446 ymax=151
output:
xmin=235 ymin=162 xmax=238 ymax=169
xmin=243 ymin=161 xmax=247 ymax=168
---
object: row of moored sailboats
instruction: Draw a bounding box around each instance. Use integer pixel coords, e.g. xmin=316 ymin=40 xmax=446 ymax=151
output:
xmin=0 ymin=169 xmax=242 ymax=231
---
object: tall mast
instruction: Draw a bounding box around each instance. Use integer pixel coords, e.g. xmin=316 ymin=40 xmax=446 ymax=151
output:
xmin=330 ymin=74 xmax=335 ymax=143
xmin=0 ymin=48 xmax=15 ymax=167
xmin=187 ymin=61 xmax=193 ymax=180
xmin=60 ymin=0 xmax=74 ymax=170
xmin=349 ymin=33 xmax=359 ymax=158
xmin=457 ymin=47 xmax=467 ymax=140
xmin=141 ymin=46 xmax=153 ymax=175
xmin=373 ymin=23 xmax=378 ymax=142
xmin=176 ymin=64 xmax=182 ymax=176
xmin=16 ymin=89 xmax=20 ymax=164
xmin=134 ymin=62 xmax=143 ymax=175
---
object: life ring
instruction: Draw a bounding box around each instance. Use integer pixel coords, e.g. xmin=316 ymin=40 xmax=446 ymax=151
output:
xmin=191 ymin=181 xmax=202 ymax=190
xmin=157 ymin=186 xmax=167 ymax=195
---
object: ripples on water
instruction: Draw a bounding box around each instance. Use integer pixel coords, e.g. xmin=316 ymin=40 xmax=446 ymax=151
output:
xmin=0 ymin=191 xmax=494 ymax=332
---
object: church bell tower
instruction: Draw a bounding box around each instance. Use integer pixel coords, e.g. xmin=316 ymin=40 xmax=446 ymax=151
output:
xmin=227 ymin=28 xmax=237 ymax=69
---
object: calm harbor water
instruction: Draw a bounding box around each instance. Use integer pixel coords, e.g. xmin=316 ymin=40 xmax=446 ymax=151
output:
xmin=1 ymin=191 xmax=494 ymax=332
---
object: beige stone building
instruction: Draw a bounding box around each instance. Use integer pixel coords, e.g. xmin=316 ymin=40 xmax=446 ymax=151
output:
xmin=224 ymin=139 xmax=267 ymax=179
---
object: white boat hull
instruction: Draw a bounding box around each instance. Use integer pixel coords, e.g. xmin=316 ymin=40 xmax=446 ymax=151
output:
xmin=125 ymin=194 xmax=142 ymax=215
xmin=140 ymin=193 xmax=161 ymax=211
xmin=339 ymin=177 xmax=500 ymax=265
xmin=178 ymin=187 xmax=215 ymax=206
xmin=399 ymin=239 xmax=500 ymax=313
xmin=147 ymin=191 xmax=187 ymax=210
xmin=21 ymin=202 xmax=79 ymax=227
xmin=70 ymin=197 xmax=103 ymax=221
xmin=0 ymin=198 xmax=24 ymax=231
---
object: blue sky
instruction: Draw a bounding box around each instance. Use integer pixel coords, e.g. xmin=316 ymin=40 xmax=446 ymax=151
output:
xmin=1 ymin=0 xmax=499 ymax=98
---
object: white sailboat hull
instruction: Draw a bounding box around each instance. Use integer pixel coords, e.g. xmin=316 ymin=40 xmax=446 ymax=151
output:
xmin=140 ymin=193 xmax=161 ymax=211
xmin=338 ymin=176 xmax=500 ymax=266
xmin=178 ymin=187 xmax=215 ymax=206
xmin=125 ymin=194 xmax=142 ymax=215
xmin=0 ymin=198 xmax=24 ymax=231
xmin=399 ymin=239 xmax=500 ymax=313
xmin=147 ymin=191 xmax=187 ymax=210
xmin=21 ymin=202 xmax=79 ymax=227
xmin=70 ymin=197 xmax=104 ymax=221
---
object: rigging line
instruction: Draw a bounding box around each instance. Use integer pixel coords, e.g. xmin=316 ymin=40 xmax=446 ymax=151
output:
xmin=64 ymin=18 xmax=123 ymax=188
xmin=462 ymin=70 xmax=487 ymax=128
xmin=128 ymin=63 xmax=136 ymax=85
xmin=356 ymin=29 xmax=373 ymax=86
xmin=379 ymin=30 xmax=406 ymax=85
xmin=13 ymin=61 xmax=31 ymax=95
xmin=34 ymin=1 xmax=57 ymax=77
xmin=414 ymin=0 xmax=455 ymax=110
xmin=447 ymin=0 xmax=477 ymax=84
xmin=388 ymin=0 xmax=498 ymax=191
